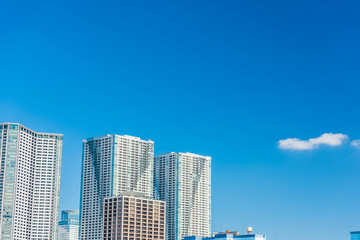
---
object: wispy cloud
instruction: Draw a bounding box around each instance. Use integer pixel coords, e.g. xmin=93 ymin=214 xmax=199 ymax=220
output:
xmin=278 ymin=133 xmax=348 ymax=150
xmin=351 ymin=140 xmax=360 ymax=149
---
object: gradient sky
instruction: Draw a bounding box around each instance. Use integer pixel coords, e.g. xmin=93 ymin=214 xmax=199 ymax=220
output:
xmin=1 ymin=1 xmax=360 ymax=240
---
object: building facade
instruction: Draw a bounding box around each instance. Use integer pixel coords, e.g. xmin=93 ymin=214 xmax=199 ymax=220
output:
xmin=80 ymin=134 xmax=154 ymax=240
xmin=103 ymin=192 xmax=166 ymax=240
xmin=351 ymin=232 xmax=360 ymax=240
xmin=58 ymin=210 xmax=80 ymax=240
xmin=183 ymin=234 xmax=266 ymax=240
xmin=183 ymin=228 xmax=266 ymax=240
xmin=0 ymin=123 xmax=63 ymax=240
xmin=154 ymin=152 xmax=211 ymax=240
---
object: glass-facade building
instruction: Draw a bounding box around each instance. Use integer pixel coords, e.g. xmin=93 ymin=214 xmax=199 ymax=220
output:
xmin=184 ymin=233 xmax=266 ymax=240
xmin=154 ymin=152 xmax=211 ymax=240
xmin=58 ymin=210 xmax=80 ymax=240
xmin=0 ymin=123 xmax=63 ymax=240
xmin=351 ymin=232 xmax=360 ymax=240
xmin=79 ymin=134 xmax=154 ymax=240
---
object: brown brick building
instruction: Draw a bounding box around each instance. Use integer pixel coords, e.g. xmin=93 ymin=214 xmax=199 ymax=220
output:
xmin=103 ymin=192 xmax=166 ymax=240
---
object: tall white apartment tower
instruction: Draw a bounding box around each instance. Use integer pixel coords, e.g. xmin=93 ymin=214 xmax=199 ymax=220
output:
xmin=0 ymin=123 xmax=63 ymax=240
xmin=79 ymin=134 xmax=154 ymax=240
xmin=154 ymin=152 xmax=211 ymax=240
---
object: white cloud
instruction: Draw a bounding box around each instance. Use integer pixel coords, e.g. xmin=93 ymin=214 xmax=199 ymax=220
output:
xmin=278 ymin=138 xmax=314 ymax=150
xmin=278 ymin=133 xmax=348 ymax=150
xmin=351 ymin=139 xmax=360 ymax=149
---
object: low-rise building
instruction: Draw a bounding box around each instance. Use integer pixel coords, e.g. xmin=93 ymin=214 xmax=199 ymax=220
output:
xmin=58 ymin=210 xmax=80 ymax=240
xmin=183 ymin=228 xmax=266 ymax=240
xmin=351 ymin=231 xmax=360 ymax=240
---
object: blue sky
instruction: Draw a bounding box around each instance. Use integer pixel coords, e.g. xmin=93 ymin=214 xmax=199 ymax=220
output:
xmin=1 ymin=0 xmax=359 ymax=239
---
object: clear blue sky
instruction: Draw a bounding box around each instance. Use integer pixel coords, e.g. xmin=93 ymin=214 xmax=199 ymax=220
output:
xmin=1 ymin=1 xmax=359 ymax=240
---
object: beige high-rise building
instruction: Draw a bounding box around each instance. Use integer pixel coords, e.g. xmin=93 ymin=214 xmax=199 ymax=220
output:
xmin=103 ymin=192 xmax=166 ymax=240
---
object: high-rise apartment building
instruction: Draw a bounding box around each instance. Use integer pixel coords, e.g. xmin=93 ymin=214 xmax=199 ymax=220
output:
xmin=58 ymin=210 xmax=80 ymax=240
xmin=0 ymin=123 xmax=63 ymax=240
xmin=80 ymin=134 xmax=154 ymax=240
xmin=154 ymin=152 xmax=211 ymax=240
xmin=103 ymin=192 xmax=166 ymax=240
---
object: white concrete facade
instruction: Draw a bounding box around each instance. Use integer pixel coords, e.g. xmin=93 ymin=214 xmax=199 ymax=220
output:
xmin=0 ymin=123 xmax=63 ymax=240
xmin=154 ymin=152 xmax=211 ymax=240
xmin=80 ymin=134 xmax=154 ymax=240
